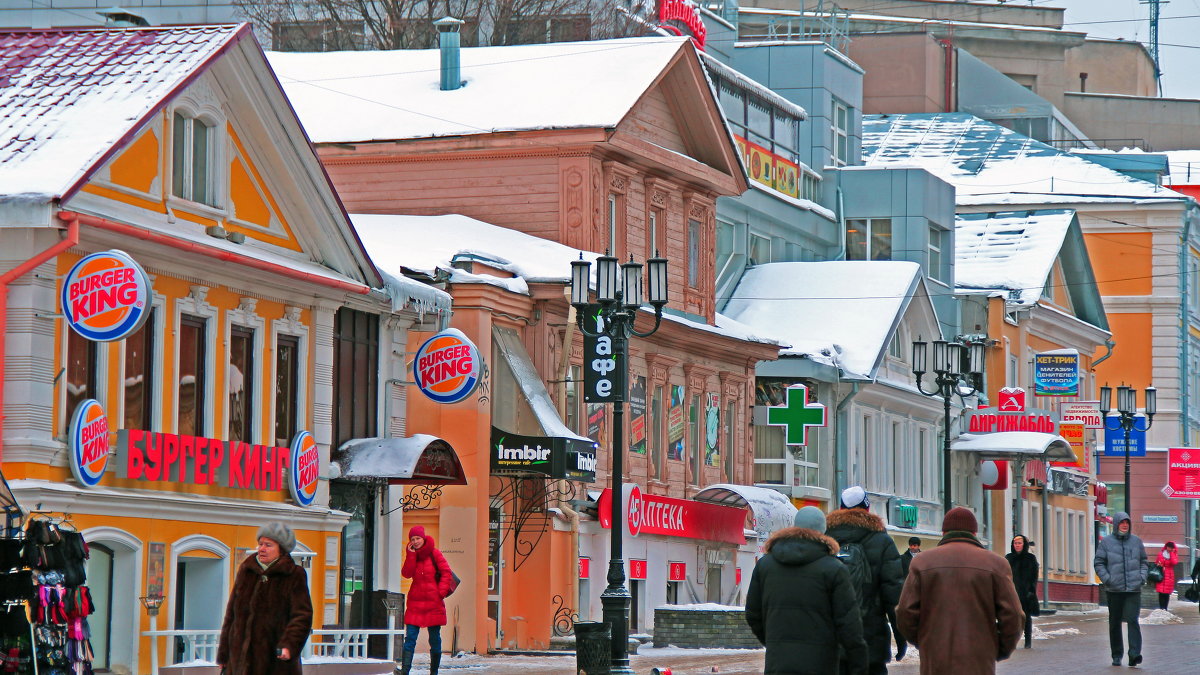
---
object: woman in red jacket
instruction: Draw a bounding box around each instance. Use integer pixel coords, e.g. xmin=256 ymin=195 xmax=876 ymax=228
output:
xmin=1155 ymin=541 xmax=1179 ymax=610
xmin=400 ymin=525 xmax=454 ymax=675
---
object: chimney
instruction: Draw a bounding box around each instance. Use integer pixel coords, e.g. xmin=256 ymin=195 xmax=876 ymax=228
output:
xmin=434 ymin=16 xmax=465 ymax=91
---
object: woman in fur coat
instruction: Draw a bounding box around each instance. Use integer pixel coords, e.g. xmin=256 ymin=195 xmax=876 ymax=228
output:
xmin=400 ymin=525 xmax=455 ymax=675
xmin=218 ymin=522 xmax=313 ymax=675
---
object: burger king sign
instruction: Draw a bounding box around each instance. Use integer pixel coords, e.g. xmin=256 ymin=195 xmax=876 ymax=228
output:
xmin=414 ymin=329 xmax=482 ymax=404
xmin=62 ymin=250 xmax=152 ymax=342
xmin=288 ymin=431 xmax=320 ymax=507
xmin=69 ymin=399 xmax=110 ymax=487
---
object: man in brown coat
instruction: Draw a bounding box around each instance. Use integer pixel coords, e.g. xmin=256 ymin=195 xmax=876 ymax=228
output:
xmin=897 ymin=507 xmax=1023 ymax=675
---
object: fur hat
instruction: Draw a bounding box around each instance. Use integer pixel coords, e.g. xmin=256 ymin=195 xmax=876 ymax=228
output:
xmin=793 ymin=506 xmax=827 ymax=533
xmin=941 ymin=507 xmax=978 ymax=534
xmin=840 ymin=485 xmax=869 ymax=510
xmin=257 ymin=522 xmax=296 ymax=554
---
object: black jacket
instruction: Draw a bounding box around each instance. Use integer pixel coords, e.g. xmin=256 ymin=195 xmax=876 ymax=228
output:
xmin=746 ymin=527 xmax=868 ymax=675
xmin=826 ymin=508 xmax=905 ymax=666
xmin=1005 ymin=536 xmax=1040 ymax=617
xmin=900 ymin=550 xmax=915 ymax=578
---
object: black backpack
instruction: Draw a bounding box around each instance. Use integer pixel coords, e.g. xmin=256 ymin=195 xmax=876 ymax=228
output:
xmin=836 ymin=540 xmax=875 ymax=615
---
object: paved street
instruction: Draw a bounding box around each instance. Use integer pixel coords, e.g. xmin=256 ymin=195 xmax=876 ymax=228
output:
xmin=401 ymin=601 xmax=1200 ymax=674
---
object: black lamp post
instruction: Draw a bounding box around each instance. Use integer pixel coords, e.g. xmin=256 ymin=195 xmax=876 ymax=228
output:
xmin=1099 ymin=384 xmax=1156 ymax=516
xmin=570 ymin=250 xmax=668 ymax=675
xmin=912 ymin=337 xmax=986 ymax=514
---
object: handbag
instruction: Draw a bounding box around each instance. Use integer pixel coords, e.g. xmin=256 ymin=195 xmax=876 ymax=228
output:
xmin=435 ymin=565 xmax=461 ymax=597
xmin=1185 ymin=581 xmax=1200 ymax=602
xmin=1147 ymin=563 xmax=1164 ymax=584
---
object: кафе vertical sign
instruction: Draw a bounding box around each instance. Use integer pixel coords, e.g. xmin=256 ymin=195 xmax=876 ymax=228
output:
xmin=60 ymin=250 xmax=320 ymax=505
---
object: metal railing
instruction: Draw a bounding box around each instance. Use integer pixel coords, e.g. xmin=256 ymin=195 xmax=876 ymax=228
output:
xmin=142 ymin=627 xmax=405 ymax=674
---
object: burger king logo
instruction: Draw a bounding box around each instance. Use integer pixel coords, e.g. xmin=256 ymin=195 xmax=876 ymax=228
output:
xmin=69 ymin=399 xmax=110 ymax=487
xmin=413 ymin=329 xmax=482 ymax=404
xmin=289 ymin=431 xmax=320 ymax=507
xmin=61 ymin=250 xmax=152 ymax=342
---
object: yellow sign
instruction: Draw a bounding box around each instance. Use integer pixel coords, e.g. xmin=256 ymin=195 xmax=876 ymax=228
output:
xmin=1052 ymin=422 xmax=1088 ymax=470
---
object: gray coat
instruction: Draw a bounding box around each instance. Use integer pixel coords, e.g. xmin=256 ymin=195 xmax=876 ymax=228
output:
xmin=1094 ymin=512 xmax=1148 ymax=593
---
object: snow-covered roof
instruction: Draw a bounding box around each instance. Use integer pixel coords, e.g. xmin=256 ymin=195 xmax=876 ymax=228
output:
xmin=268 ymin=37 xmax=690 ymax=144
xmin=955 ymin=209 xmax=1075 ymax=307
xmin=862 ymin=113 xmax=1186 ymax=206
xmin=722 ymin=261 xmax=922 ymax=378
xmin=0 ymin=25 xmax=244 ymax=204
xmin=1161 ymin=150 xmax=1200 ymax=186
xmin=351 ymin=212 xmax=785 ymax=348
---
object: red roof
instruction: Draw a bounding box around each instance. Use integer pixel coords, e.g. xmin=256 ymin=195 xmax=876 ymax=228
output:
xmin=0 ymin=25 xmax=246 ymax=204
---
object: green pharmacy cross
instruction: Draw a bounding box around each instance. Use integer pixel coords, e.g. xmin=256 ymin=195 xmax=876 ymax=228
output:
xmin=766 ymin=384 xmax=826 ymax=446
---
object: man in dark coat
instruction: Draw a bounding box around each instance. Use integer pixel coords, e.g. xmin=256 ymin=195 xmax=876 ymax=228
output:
xmin=897 ymin=507 xmax=1024 ymax=675
xmin=826 ymin=486 xmax=904 ymax=674
xmin=218 ymin=522 xmax=313 ymax=675
xmin=900 ymin=537 xmax=921 ymax=578
xmin=746 ymin=506 xmax=868 ymax=675
xmin=1094 ymin=512 xmax=1148 ymax=667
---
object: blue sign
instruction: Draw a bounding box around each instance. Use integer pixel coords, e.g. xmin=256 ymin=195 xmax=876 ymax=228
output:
xmin=1104 ymin=425 xmax=1146 ymax=457
xmin=1033 ymin=350 xmax=1079 ymax=396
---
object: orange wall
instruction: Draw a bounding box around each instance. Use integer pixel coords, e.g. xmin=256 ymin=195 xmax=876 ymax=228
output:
xmin=1087 ymin=233 xmax=1154 ymax=297
xmin=1093 ymin=312 xmax=1153 ymax=392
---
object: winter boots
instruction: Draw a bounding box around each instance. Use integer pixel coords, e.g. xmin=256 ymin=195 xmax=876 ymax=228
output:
xmin=397 ymin=649 xmax=414 ymax=675
xmin=429 ymin=651 xmax=442 ymax=675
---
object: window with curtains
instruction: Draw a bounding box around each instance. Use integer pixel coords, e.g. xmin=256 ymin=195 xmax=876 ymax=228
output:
xmin=172 ymin=111 xmax=215 ymax=206
xmin=177 ymin=315 xmax=207 ymax=437
xmin=65 ymin=328 xmax=96 ymax=433
xmin=123 ymin=308 xmax=155 ymax=431
xmin=275 ymin=334 xmax=299 ymax=447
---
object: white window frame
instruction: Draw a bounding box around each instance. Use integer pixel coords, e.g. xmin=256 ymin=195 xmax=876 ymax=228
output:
xmin=169 ymin=108 xmax=222 ymax=208
xmin=928 ymin=226 xmax=945 ymax=282
xmin=272 ymin=306 xmax=311 ymax=447
xmin=832 ymin=99 xmax=850 ymax=167
xmin=845 ymin=218 xmax=892 ymax=261
xmin=174 ymin=286 xmax=218 ymax=437
xmin=225 ymin=297 xmax=266 ymax=445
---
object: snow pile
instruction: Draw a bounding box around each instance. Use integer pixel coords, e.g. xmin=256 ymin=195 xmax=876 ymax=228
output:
xmin=655 ymin=602 xmax=744 ymax=611
xmin=1034 ymin=625 xmax=1082 ymax=639
xmin=1142 ymin=608 xmax=1184 ymax=624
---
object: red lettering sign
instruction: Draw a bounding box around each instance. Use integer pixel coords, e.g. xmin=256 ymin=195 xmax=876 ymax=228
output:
xmin=597 ymin=487 xmax=747 ymax=545
xmin=997 ymin=387 xmax=1026 ymax=412
xmin=966 ymin=412 xmax=1056 ymax=434
xmin=579 ymin=557 xmax=590 ymax=579
xmin=669 ymin=561 xmax=686 ymax=582
xmin=658 ymin=0 xmax=707 ymax=50
xmin=1166 ymin=447 xmax=1200 ymax=499
xmin=115 ymin=430 xmax=296 ymax=493
xmin=629 ymin=559 xmax=647 ymax=580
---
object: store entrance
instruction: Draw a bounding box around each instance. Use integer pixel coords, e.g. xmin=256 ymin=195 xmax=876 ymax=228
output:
xmin=173 ymin=555 xmax=225 ymax=662
xmin=84 ymin=537 xmax=137 ymax=674
xmin=87 ymin=544 xmax=114 ymax=671
xmin=330 ymin=479 xmax=376 ymax=629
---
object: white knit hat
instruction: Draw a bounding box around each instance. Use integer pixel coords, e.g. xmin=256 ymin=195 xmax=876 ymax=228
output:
xmin=840 ymin=485 xmax=869 ymax=510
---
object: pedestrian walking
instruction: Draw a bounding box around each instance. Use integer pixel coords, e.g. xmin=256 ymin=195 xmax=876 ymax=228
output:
xmin=900 ymin=537 xmax=921 ymax=578
xmin=826 ymin=486 xmax=904 ymax=675
xmin=400 ymin=525 xmax=455 ymax=675
xmin=1094 ymin=511 xmax=1148 ymax=667
xmin=1154 ymin=541 xmax=1178 ymax=610
xmin=746 ymin=506 xmax=868 ymax=675
xmin=1005 ymin=534 xmax=1039 ymax=649
xmin=217 ymin=522 xmax=313 ymax=675
xmin=896 ymin=507 xmax=1024 ymax=675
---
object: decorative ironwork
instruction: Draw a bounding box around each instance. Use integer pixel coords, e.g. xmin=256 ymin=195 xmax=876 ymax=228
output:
xmin=329 ymin=478 xmax=379 ymax=519
xmin=476 ymin=361 xmax=491 ymax=404
xmin=490 ymin=477 xmax=580 ymax=572
xmin=551 ymin=594 xmax=579 ymax=637
xmin=392 ymin=485 xmax=445 ymax=514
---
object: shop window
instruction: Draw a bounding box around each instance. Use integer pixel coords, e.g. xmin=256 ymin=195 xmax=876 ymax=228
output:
xmin=172 ymin=112 xmax=214 ymax=206
xmin=123 ymin=307 xmax=156 ymax=431
xmin=178 ymin=315 xmax=207 ymax=437
xmin=332 ymin=308 xmax=379 ymax=449
xmin=666 ymin=580 xmax=680 ymax=605
xmin=64 ymin=328 xmax=97 ymax=432
xmin=228 ymin=326 xmax=255 ymax=444
xmin=688 ymin=219 xmax=700 ymax=287
xmin=275 ymin=334 xmax=300 ymax=446
xmin=846 ymin=219 xmax=892 ymax=261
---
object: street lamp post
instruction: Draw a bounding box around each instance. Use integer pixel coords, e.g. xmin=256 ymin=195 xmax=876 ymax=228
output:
xmin=1099 ymin=384 xmax=1156 ymax=516
xmin=570 ymin=251 xmax=668 ymax=675
xmin=912 ymin=337 xmax=986 ymax=514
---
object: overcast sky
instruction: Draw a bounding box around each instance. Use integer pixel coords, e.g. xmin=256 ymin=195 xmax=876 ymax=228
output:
xmin=1054 ymin=0 xmax=1200 ymax=100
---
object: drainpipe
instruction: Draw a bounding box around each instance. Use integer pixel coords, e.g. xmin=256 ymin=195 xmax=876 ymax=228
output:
xmin=435 ymin=17 xmax=465 ymax=91
xmin=835 ymin=186 xmax=847 ymax=260
xmin=1092 ymin=338 xmax=1115 ymax=369
xmin=1180 ymin=208 xmax=1195 ymax=575
xmin=937 ymin=38 xmax=955 ymax=112
xmin=835 ymin=379 xmax=861 ymax=498
xmin=0 ymin=212 xmax=80 ymax=461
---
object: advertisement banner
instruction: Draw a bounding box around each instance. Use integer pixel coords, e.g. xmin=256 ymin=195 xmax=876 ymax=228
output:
xmin=668 ymin=385 xmax=686 ymax=461
xmin=774 ymin=156 xmax=800 ymax=198
xmin=705 ymin=393 xmax=721 ymax=466
xmin=582 ymin=305 xmax=625 ymax=403
xmin=743 ymin=138 xmax=775 ymax=190
xmin=1033 ymin=350 xmax=1080 ymax=396
xmin=489 ymin=427 xmax=598 ymax=482
xmin=1050 ymin=422 xmax=1088 ymax=469
xmin=1165 ymin=447 xmax=1200 ymax=499
xmin=630 ymin=376 xmax=647 ymax=455
xmin=1103 ymin=424 xmax=1146 ymax=457
xmin=1059 ymin=401 xmax=1102 ymax=429
xmin=597 ymin=487 xmax=747 ymax=545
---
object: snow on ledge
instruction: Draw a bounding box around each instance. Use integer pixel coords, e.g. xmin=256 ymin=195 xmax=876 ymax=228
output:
xmin=655 ymin=603 xmax=745 ymax=611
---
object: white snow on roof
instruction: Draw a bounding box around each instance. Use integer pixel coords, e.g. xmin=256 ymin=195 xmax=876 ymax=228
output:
xmin=268 ymin=37 xmax=688 ymax=143
xmin=863 ymin=114 xmax=1185 ymax=207
xmin=722 ymin=261 xmax=920 ymax=378
xmin=955 ymin=210 xmax=1074 ymax=307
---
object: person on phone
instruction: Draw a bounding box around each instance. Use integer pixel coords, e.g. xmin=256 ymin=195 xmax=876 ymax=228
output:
xmin=400 ymin=525 xmax=454 ymax=675
xmin=1154 ymin=541 xmax=1179 ymax=610
xmin=217 ymin=522 xmax=313 ymax=675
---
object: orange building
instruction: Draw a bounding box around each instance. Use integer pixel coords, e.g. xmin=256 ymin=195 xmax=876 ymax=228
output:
xmin=0 ymin=25 xmax=449 ymax=673
xmin=273 ymin=36 xmax=783 ymax=651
